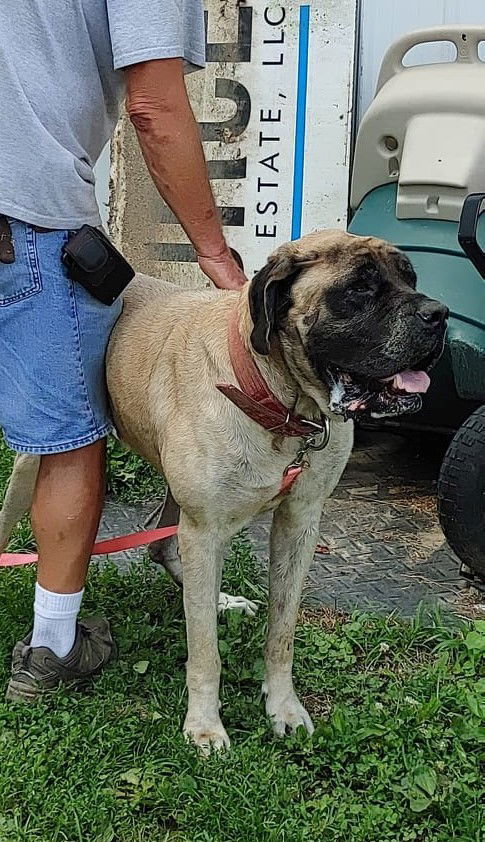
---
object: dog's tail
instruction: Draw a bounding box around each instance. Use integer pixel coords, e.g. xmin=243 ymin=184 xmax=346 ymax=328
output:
xmin=0 ymin=453 xmax=40 ymax=553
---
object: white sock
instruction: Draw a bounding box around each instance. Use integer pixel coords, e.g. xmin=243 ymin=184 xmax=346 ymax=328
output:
xmin=31 ymin=583 xmax=84 ymax=658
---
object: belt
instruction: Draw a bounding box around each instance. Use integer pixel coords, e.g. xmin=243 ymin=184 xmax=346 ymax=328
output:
xmin=0 ymin=213 xmax=56 ymax=264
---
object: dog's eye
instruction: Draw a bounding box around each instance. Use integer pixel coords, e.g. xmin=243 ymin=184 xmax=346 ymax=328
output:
xmin=348 ymin=261 xmax=382 ymax=296
xmin=350 ymin=280 xmax=375 ymax=295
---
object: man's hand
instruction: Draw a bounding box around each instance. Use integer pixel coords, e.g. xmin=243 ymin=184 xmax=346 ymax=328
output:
xmin=126 ymin=59 xmax=247 ymax=290
xmin=197 ymin=245 xmax=247 ymax=290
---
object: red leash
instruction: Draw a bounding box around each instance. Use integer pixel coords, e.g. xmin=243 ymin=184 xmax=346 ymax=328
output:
xmin=0 ymin=525 xmax=178 ymax=568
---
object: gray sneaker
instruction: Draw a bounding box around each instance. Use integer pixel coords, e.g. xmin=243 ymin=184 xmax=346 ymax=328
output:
xmin=5 ymin=617 xmax=115 ymax=702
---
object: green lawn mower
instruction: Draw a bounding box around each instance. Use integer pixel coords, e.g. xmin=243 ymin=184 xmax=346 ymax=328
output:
xmin=348 ymin=25 xmax=485 ymax=587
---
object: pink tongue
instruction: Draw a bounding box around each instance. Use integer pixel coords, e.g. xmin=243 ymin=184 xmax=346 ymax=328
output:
xmin=392 ymin=370 xmax=430 ymax=393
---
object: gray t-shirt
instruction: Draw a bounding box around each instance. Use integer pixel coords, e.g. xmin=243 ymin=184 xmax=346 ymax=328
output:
xmin=0 ymin=0 xmax=205 ymax=229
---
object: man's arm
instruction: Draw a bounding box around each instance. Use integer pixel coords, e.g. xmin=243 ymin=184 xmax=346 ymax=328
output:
xmin=125 ymin=58 xmax=246 ymax=290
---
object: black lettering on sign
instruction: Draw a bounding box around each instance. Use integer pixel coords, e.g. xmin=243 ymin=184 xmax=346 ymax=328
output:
xmin=258 ymin=177 xmax=278 ymax=191
xmin=255 ymin=8 xmax=287 ymax=241
xmin=257 ymin=201 xmax=278 ymax=215
xmin=259 ymin=132 xmax=280 ymax=147
xmin=148 ymin=243 xmax=197 ymax=263
xmin=200 ymin=7 xmax=254 ymax=232
xmin=208 ymin=159 xmax=247 ymax=180
xmin=205 ymin=7 xmax=253 ymax=63
xmin=262 ymin=4 xmax=285 ymax=64
xmin=159 ymin=206 xmax=245 ymax=226
xmin=199 ymin=78 xmax=251 ymax=142
xmin=149 ymin=236 xmax=246 ymax=265
xmin=256 ymin=224 xmax=277 ymax=237
xmin=264 ymin=6 xmax=286 ymax=26
xmin=155 ymin=6 xmax=254 ymax=263
xmin=260 ymin=153 xmax=279 ymax=172
xmin=263 ymin=54 xmax=283 ymax=66
xmin=222 ymin=206 xmax=245 ymax=226
xmin=264 ymin=30 xmax=284 ymax=45
xmin=260 ymin=109 xmax=282 ymax=123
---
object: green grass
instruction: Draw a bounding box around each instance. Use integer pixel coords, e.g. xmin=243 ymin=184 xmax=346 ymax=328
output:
xmin=106 ymin=438 xmax=166 ymax=504
xmin=0 ymin=542 xmax=483 ymax=841
xmin=0 ymin=441 xmax=483 ymax=840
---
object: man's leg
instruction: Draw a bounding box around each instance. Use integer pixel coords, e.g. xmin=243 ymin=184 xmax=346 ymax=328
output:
xmin=32 ymin=441 xmax=105 ymax=593
xmin=29 ymin=441 xmax=105 ymax=658
xmin=6 ymin=438 xmax=115 ymax=702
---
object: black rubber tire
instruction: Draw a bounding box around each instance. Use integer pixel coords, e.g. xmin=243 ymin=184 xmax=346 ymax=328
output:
xmin=437 ymin=405 xmax=485 ymax=582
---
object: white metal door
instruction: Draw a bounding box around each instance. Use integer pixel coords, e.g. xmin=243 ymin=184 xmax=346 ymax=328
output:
xmin=357 ymin=0 xmax=485 ymax=124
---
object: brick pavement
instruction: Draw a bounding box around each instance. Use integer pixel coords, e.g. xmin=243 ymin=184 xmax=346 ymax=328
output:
xmin=97 ymin=431 xmax=483 ymax=616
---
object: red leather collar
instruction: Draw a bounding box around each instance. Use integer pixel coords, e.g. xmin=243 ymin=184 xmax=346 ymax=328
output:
xmin=216 ymin=311 xmax=323 ymax=438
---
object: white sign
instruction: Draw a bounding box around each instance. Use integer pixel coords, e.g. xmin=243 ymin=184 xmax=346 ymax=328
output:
xmin=154 ymin=0 xmax=357 ymax=281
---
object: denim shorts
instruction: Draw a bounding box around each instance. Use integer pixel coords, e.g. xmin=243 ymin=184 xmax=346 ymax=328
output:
xmin=0 ymin=218 xmax=122 ymax=453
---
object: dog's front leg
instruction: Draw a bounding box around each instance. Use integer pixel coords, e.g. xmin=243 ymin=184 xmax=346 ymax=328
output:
xmin=149 ymin=489 xmax=258 ymax=617
xmin=263 ymin=497 xmax=322 ymax=737
xmin=178 ymin=513 xmax=229 ymax=753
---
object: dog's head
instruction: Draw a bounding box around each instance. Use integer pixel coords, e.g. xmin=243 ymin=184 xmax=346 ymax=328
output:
xmin=248 ymin=230 xmax=448 ymax=419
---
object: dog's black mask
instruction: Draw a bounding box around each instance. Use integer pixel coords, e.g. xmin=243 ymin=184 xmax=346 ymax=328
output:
xmin=248 ymin=234 xmax=448 ymax=420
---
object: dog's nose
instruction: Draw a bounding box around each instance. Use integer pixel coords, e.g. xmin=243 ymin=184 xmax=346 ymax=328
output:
xmin=416 ymin=299 xmax=449 ymax=328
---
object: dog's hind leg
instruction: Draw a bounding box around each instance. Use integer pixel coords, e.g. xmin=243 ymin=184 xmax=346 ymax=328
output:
xmin=147 ymin=487 xmax=184 ymax=585
xmin=148 ymin=488 xmax=257 ymax=617
xmin=263 ymin=496 xmax=323 ymax=737
xmin=0 ymin=454 xmax=40 ymax=552
xmin=178 ymin=513 xmax=230 ymax=753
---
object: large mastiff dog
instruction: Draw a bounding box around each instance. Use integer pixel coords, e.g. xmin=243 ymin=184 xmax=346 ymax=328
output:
xmin=0 ymin=231 xmax=447 ymax=751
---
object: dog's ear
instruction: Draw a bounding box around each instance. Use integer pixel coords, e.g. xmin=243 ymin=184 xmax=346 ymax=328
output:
xmin=248 ymin=246 xmax=300 ymax=355
xmin=249 ymin=237 xmax=333 ymax=354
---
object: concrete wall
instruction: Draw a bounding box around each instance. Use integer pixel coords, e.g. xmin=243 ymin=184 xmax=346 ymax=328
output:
xmin=94 ymin=142 xmax=110 ymax=228
xmin=110 ymin=0 xmax=358 ymax=288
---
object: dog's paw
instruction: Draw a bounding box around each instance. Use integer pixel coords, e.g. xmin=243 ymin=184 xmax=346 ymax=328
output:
xmin=183 ymin=717 xmax=231 ymax=755
xmin=263 ymin=686 xmax=314 ymax=737
xmin=217 ymin=592 xmax=258 ymax=617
